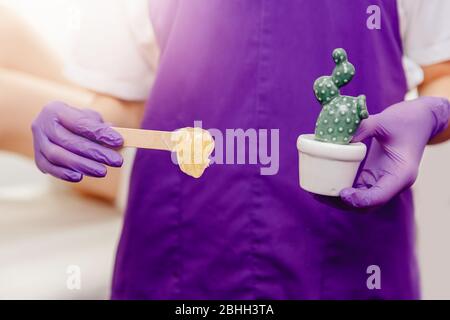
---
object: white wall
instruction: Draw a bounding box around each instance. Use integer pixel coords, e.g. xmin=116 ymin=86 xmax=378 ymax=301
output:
xmin=0 ymin=0 xmax=77 ymax=55
xmin=415 ymin=143 xmax=450 ymax=299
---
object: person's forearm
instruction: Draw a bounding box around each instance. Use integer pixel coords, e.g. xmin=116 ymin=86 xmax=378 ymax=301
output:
xmin=0 ymin=67 xmax=144 ymax=155
xmin=418 ymin=70 xmax=450 ymax=144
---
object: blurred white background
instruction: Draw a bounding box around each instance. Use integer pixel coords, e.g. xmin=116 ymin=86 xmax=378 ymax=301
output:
xmin=0 ymin=0 xmax=449 ymax=299
xmin=0 ymin=0 xmax=122 ymax=299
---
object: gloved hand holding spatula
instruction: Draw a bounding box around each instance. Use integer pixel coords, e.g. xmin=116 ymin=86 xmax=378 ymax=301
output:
xmin=31 ymin=101 xmax=214 ymax=182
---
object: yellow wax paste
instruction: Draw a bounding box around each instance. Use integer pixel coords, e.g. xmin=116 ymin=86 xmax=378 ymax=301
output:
xmin=171 ymin=127 xmax=215 ymax=178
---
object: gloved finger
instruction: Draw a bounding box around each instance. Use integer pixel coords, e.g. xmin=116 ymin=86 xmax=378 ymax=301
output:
xmin=46 ymin=121 xmax=123 ymax=167
xmin=351 ymin=115 xmax=379 ymax=142
xmin=55 ymin=104 xmax=123 ymax=147
xmin=39 ymin=139 xmax=107 ymax=177
xmin=35 ymin=152 xmax=83 ymax=182
xmin=81 ymin=108 xmax=103 ymax=122
xmin=339 ymin=170 xmax=411 ymax=208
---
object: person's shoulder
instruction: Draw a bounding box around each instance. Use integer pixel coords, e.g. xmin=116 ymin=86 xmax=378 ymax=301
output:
xmin=122 ymin=0 xmax=159 ymax=69
xmin=64 ymin=0 xmax=155 ymax=101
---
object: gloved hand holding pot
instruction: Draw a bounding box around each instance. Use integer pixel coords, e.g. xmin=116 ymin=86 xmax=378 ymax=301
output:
xmin=297 ymin=48 xmax=450 ymax=206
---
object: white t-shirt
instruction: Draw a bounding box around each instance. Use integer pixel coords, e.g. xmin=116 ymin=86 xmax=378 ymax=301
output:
xmin=64 ymin=0 xmax=450 ymax=101
xmin=64 ymin=0 xmax=157 ymax=101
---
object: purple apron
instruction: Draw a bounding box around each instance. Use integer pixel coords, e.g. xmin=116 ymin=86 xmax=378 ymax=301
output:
xmin=112 ymin=0 xmax=419 ymax=299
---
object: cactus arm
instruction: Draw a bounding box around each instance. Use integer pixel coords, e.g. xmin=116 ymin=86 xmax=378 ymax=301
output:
xmin=357 ymin=95 xmax=369 ymax=119
xmin=331 ymin=48 xmax=355 ymax=88
xmin=314 ymin=76 xmax=335 ymax=107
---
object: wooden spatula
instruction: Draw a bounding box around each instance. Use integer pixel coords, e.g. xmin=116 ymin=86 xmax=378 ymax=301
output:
xmin=113 ymin=127 xmax=176 ymax=151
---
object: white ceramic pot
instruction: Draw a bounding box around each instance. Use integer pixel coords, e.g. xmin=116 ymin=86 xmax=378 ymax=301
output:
xmin=296 ymin=134 xmax=367 ymax=196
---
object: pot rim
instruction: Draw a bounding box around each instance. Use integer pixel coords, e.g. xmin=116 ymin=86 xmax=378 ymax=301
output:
xmin=297 ymin=134 xmax=367 ymax=161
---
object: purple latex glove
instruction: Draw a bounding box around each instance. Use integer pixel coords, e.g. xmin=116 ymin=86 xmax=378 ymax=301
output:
xmin=340 ymin=97 xmax=449 ymax=208
xmin=31 ymin=101 xmax=124 ymax=182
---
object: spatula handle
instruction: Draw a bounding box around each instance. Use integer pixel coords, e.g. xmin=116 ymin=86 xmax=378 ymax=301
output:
xmin=113 ymin=127 xmax=175 ymax=151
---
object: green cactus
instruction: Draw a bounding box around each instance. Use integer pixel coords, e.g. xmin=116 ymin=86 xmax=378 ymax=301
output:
xmin=314 ymin=48 xmax=369 ymax=144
